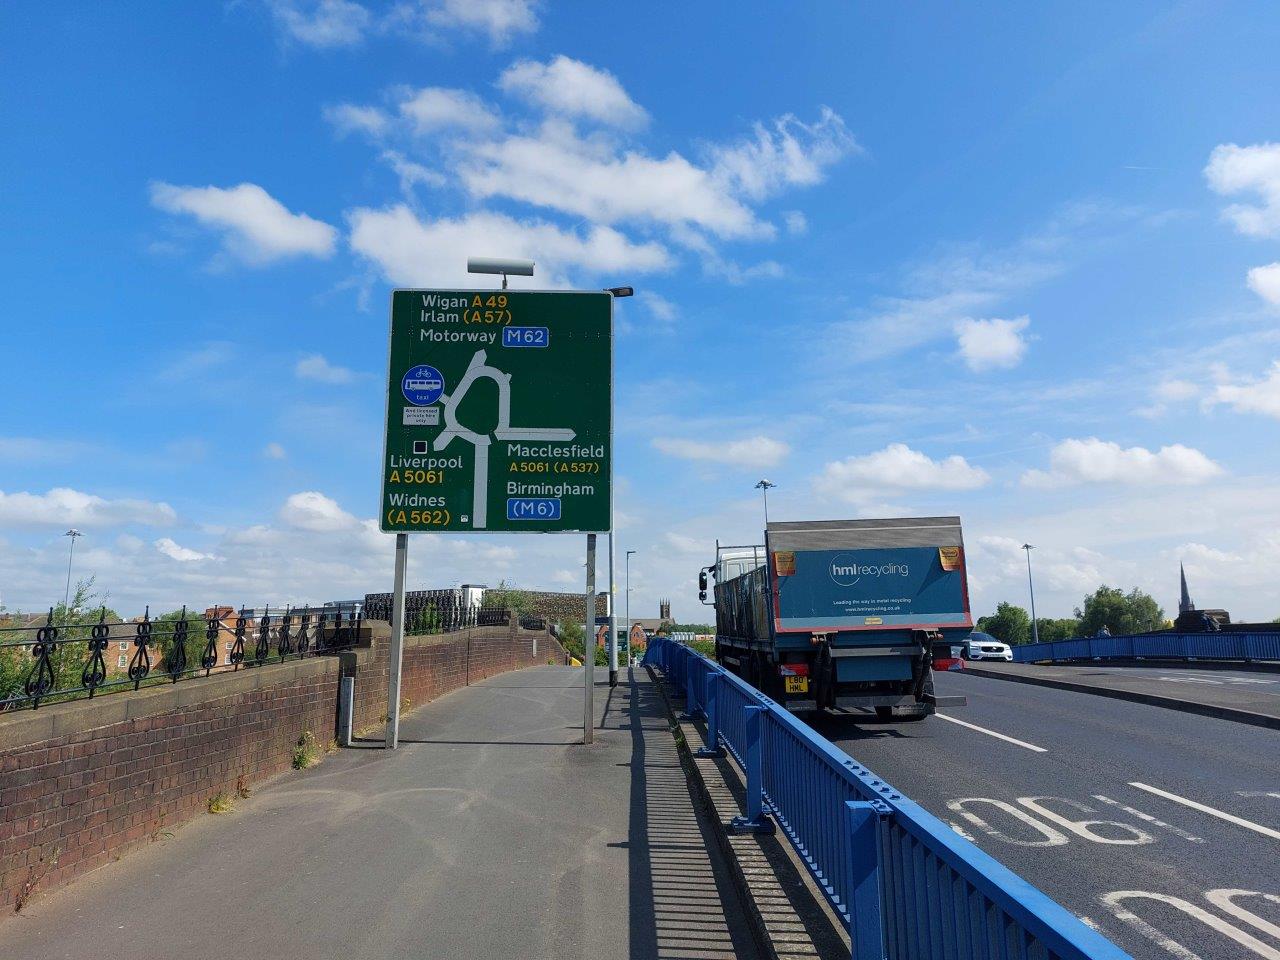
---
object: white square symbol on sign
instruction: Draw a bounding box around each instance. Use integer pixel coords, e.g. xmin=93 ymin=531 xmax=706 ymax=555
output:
xmin=403 ymin=407 xmax=439 ymax=426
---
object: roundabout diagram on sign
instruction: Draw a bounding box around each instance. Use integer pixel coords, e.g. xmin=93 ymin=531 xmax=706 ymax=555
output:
xmin=434 ymin=349 xmax=575 ymax=529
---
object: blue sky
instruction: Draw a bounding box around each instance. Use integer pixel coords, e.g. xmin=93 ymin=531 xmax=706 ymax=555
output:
xmin=3 ymin=1 xmax=1280 ymax=622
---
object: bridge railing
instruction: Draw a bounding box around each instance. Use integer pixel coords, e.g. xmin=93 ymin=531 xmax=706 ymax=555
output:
xmin=643 ymin=635 xmax=1128 ymax=960
xmin=0 ymin=605 xmax=363 ymax=711
xmin=1013 ymin=631 xmax=1280 ymax=664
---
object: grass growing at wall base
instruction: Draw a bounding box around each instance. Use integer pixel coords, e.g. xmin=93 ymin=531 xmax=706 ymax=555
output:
xmin=292 ymin=731 xmax=321 ymax=769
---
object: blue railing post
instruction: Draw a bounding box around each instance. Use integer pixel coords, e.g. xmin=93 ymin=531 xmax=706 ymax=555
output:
xmin=846 ymin=801 xmax=888 ymax=960
xmin=682 ymin=658 xmax=702 ymax=720
xmin=730 ymin=705 xmax=774 ymax=835
xmin=695 ymin=672 xmax=723 ymax=757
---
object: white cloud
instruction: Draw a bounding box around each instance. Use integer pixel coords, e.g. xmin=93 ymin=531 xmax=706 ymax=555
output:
xmin=499 ymin=56 xmax=646 ymax=128
xmin=457 ymin=120 xmax=767 ymax=240
xmin=455 ymin=107 xmax=851 ymax=243
xmin=651 ymin=435 xmax=789 ymax=469
xmin=1153 ymin=379 xmax=1200 ymax=403
xmin=268 ymin=0 xmax=371 ymax=48
xmin=154 ymin=538 xmax=216 ymax=563
xmin=264 ymin=442 xmax=287 ymax=460
xmin=954 ymin=315 xmax=1030 ymax=371
xmin=150 ymin=182 xmax=337 ymax=265
xmin=782 ymin=210 xmax=808 ymax=235
xmin=637 ymin=291 xmax=677 ymax=330
xmin=1204 ymin=142 xmax=1280 ymax=238
xmin=1248 ymin=262 xmax=1280 ymax=306
xmin=398 ymin=86 xmax=499 ymax=134
xmin=323 ymin=102 xmax=391 ymax=138
xmin=279 ymin=491 xmax=359 ymax=532
xmin=347 ymin=204 xmax=671 ymax=286
xmin=1206 ymin=361 xmax=1280 ymax=419
xmin=708 ymin=107 xmax=857 ymax=202
xmin=1137 ymin=378 xmax=1202 ymax=418
xmin=417 ymin=0 xmax=539 ymax=46
xmin=380 ymin=151 xmax=445 ymax=194
xmin=0 ymin=488 xmax=176 ymax=528
xmin=1022 ymin=438 xmax=1224 ymax=487
xmin=296 ymin=353 xmax=357 ymax=384
xmin=816 ymin=444 xmax=990 ymax=504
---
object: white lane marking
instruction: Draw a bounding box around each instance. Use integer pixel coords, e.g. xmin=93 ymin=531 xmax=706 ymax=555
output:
xmin=1103 ymin=891 xmax=1280 ymax=960
xmin=946 ymin=798 xmax=1069 ymax=847
xmin=1206 ymin=890 xmax=1280 ymax=941
xmin=1129 ymin=782 xmax=1280 ymax=841
xmin=935 ymin=713 xmax=1048 ymax=752
xmin=1092 ymin=794 xmax=1205 ymax=843
xmin=1237 ymin=791 xmax=1280 ymax=799
xmin=946 ymin=820 xmax=978 ymax=843
xmin=1018 ymin=796 xmax=1154 ymax=845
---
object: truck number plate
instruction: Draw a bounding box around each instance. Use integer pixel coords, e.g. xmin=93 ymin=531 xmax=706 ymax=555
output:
xmin=784 ymin=676 xmax=809 ymax=694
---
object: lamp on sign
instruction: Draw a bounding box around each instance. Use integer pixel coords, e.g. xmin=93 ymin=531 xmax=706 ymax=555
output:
xmin=467 ymin=257 xmax=534 ymax=289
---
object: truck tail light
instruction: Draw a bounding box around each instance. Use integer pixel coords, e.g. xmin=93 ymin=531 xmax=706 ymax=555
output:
xmin=779 ymin=663 xmax=809 ymax=678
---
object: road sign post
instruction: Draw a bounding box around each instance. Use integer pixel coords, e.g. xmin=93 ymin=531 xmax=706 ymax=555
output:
xmin=378 ymin=287 xmax=612 ymax=748
xmin=584 ymin=533 xmax=596 ymax=744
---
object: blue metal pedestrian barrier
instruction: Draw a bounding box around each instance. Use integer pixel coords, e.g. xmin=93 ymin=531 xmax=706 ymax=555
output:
xmin=1013 ymin=631 xmax=1280 ymax=664
xmin=642 ymin=636 xmax=1130 ymax=960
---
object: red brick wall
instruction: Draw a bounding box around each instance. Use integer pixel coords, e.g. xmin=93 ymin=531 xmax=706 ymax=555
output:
xmin=0 ymin=622 xmax=564 ymax=914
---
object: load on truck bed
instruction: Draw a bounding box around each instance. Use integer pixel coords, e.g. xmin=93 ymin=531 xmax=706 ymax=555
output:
xmin=700 ymin=517 xmax=971 ymax=719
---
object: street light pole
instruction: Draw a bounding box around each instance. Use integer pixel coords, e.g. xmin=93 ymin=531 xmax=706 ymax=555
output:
xmin=625 ymin=550 xmax=636 ymax=666
xmin=754 ymin=479 xmax=775 ymax=528
xmin=1022 ymin=544 xmax=1039 ymax=645
xmin=62 ymin=529 xmax=82 ymax=612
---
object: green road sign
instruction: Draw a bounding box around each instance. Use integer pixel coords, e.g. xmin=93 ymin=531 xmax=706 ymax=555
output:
xmin=379 ymin=289 xmax=612 ymax=534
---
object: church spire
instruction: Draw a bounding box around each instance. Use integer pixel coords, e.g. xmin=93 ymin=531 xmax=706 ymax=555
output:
xmin=1179 ymin=563 xmax=1194 ymax=614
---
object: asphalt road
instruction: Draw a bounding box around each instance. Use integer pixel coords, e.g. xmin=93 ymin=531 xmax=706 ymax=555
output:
xmin=970 ymin=660 xmax=1280 ymax=721
xmin=811 ymin=670 xmax=1280 ymax=960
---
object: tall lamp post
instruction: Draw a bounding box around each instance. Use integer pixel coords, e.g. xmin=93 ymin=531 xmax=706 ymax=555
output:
xmin=625 ymin=550 xmax=636 ymax=665
xmin=1022 ymin=543 xmax=1039 ymax=645
xmin=754 ymin=479 xmax=775 ymax=528
xmin=63 ymin=529 xmax=82 ymax=612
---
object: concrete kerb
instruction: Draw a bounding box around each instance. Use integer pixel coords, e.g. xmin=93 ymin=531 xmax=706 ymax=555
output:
xmin=964 ymin=664 xmax=1280 ymax=731
xmin=645 ymin=663 xmax=848 ymax=960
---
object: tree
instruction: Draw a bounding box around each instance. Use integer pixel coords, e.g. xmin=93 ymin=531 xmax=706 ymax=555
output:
xmin=1075 ymin=586 xmax=1164 ymax=637
xmin=557 ymin=620 xmax=586 ymax=662
xmin=976 ymin=602 xmax=1031 ymax=645
xmin=154 ymin=607 xmax=209 ymax=675
xmin=1 ymin=579 xmax=120 ymax=706
xmin=485 ymin=580 xmax=534 ymax=616
xmin=1034 ymin=618 xmax=1080 ymax=643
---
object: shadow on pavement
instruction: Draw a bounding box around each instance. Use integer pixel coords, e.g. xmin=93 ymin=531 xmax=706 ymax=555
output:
xmin=626 ymin=674 xmax=761 ymax=960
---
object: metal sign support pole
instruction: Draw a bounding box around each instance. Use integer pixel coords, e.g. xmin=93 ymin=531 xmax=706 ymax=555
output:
xmin=385 ymin=533 xmax=408 ymax=749
xmin=608 ymin=531 xmax=618 ymax=687
xmin=584 ymin=533 xmax=597 ymax=744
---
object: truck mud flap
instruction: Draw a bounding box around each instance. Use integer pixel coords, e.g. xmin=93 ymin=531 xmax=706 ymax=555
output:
xmin=924 ymin=693 xmax=967 ymax=707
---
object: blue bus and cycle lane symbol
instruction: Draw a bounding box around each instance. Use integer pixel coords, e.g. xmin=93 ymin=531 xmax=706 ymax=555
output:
xmin=401 ymin=365 xmax=445 ymax=406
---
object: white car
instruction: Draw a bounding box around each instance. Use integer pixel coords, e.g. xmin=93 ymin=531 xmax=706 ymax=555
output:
xmin=964 ymin=632 xmax=1013 ymax=661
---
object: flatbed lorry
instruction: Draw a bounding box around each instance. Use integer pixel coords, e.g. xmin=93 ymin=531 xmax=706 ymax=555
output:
xmin=700 ymin=517 xmax=971 ymax=718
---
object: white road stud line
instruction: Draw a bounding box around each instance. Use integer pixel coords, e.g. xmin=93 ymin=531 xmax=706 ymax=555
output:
xmin=1092 ymin=794 xmax=1205 ymax=843
xmin=935 ymin=714 xmax=1048 ymax=753
xmin=1129 ymin=782 xmax=1280 ymax=841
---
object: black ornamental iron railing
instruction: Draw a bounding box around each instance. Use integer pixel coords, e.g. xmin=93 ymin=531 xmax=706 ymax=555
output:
xmin=0 ymin=605 xmax=364 ymax=711
xmin=363 ymin=589 xmax=527 ymax=634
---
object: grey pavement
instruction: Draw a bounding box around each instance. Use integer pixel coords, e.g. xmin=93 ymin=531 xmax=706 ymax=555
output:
xmin=2 ymin=666 xmax=762 ymax=960
xmin=966 ymin=659 xmax=1280 ymax=726
xmin=812 ymin=670 xmax=1280 ymax=960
